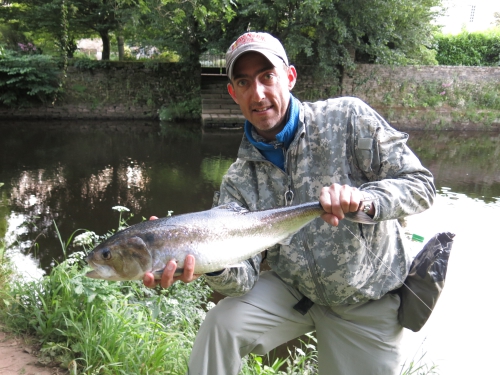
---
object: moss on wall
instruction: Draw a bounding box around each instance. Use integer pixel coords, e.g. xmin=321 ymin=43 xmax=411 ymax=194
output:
xmin=0 ymin=61 xmax=200 ymax=120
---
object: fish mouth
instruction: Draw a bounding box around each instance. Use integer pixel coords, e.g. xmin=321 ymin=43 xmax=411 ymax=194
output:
xmin=85 ymin=270 xmax=100 ymax=279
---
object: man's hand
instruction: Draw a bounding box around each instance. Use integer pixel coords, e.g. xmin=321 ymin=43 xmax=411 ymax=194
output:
xmin=142 ymin=215 xmax=201 ymax=289
xmin=142 ymin=254 xmax=200 ymax=289
xmin=319 ymin=183 xmax=367 ymax=226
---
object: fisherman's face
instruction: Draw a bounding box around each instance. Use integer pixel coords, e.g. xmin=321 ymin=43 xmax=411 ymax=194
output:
xmin=228 ymin=52 xmax=297 ymax=141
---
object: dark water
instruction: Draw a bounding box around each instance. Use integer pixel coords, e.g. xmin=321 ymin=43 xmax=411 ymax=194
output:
xmin=1 ymin=121 xmax=499 ymax=273
xmin=0 ymin=121 xmax=242 ymax=270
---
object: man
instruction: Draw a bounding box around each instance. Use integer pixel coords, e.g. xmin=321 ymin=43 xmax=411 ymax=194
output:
xmin=144 ymin=32 xmax=436 ymax=374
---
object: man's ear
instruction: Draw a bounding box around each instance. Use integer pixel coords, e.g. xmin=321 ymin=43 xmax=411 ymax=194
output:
xmin=287 ymin=66 xmax=297 ymax=91
xmin=227 ymin=83 xmax=239 ymax=104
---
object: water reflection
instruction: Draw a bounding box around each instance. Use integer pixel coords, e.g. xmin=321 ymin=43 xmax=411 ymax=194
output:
xmin=0 ymin=121 xmax=242 ymax=271
xmin=406 ymin=130 xmax=500 ymax=201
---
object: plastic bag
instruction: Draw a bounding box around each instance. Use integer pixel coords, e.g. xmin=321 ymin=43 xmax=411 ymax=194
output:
xmin=397 ymin=232 xmax=455 ymax=332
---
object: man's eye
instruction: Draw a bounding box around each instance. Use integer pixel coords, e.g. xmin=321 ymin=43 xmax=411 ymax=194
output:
xmin=236 ymin=80 xmax=247 ymax=87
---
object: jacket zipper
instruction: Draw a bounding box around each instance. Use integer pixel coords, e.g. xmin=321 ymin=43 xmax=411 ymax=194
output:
xmin=284 ymin=134 xmax=330 ymax=306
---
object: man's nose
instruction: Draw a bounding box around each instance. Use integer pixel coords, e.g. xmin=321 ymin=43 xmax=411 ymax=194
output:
xmin=250 ymin=80 xmax=266 ymax=102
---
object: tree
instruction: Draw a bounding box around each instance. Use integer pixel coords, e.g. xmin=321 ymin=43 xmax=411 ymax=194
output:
xmin=115 ymin=0 xmax=238 ymax=65
xmin=1 ymin=1 xmax=139 ymax=60
xmin=208 ymin=0 xmax=443 ymax=77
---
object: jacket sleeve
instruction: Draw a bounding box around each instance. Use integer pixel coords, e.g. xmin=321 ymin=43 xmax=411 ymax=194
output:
xmin=348 ymin=98 xmax=436 ymax=221
xmin=204 ymin=253 xmax=261 ymax=297
xmin=203 ymin=188 xmax=261 ymax=297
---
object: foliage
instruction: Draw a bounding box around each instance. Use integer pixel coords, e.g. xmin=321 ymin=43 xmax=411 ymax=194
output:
xmin=240 ymin=335 xmax=318 ymax=375
xmin=212 ymin=0 xmax=443 ymax=79
xmin=158 ymin=97 xmax=201 ymax=121
xmin=2 ymin=0 xmax=443 ymax=73
xmin=3 ymin=251 xmax=211 ymax=372
xmin=434 ymin=29 xmax=500 ymax=66
xmin=345 ymin=64 xmax=500 ymax=129
xmin=0 ymin=0 xmax=141 ymax=60
xmin=0 ymin=239 xmax=13 ymax=310
xmin=119 ymin=0 xmax=236 ymax=64
xmin=0 ymin=52 xmax=60 ymax=106
xmin=400 ymin=351 xmax=439 ymax=375
xmin=388 ymin=79 xmax=500 ymax=112
xmin=72 ymin=58 xmax=112 ymax=70
xmin=1 ymin=207 xmax=212 ymax=373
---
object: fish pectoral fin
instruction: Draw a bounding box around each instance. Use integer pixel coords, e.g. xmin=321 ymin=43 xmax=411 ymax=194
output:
xmin=344 ymin=210 xmax=377 ymax=224
xmin=278 ymin=234 xmax=295 ymax=246
xmin=152 ymin=267 xmax=185 ymax=279
xmin=152 ymin=268 xmax=165 ymax=280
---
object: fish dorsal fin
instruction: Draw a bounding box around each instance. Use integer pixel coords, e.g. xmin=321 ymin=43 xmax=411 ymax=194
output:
xmin=214 ymin=202 xmax=249 ymax=214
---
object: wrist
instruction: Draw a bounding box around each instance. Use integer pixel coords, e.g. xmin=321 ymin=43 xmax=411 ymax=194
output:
xmin=360 ymin=194 xmax=376 ymax=217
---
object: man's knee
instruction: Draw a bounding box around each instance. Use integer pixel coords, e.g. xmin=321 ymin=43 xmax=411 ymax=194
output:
xmin=200 ymin=296 xmax=247 ymax=335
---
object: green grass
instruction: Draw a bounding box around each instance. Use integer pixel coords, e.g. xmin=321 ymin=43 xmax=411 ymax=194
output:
xmin=2 ymin=249 xmax=210 ymax=373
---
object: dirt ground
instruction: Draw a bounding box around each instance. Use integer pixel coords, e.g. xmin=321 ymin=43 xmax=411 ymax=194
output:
xmin=0 ymin=330 xmax=67 ymax=375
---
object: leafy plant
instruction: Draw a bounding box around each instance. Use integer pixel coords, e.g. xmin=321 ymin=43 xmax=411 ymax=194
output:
xmin=435 ymin=30 xmax=500 ymax=66
xmin=0 ymin=52 xmax=61 ymax=106
xmin=159 ymin=97 xmax=201 ymax=121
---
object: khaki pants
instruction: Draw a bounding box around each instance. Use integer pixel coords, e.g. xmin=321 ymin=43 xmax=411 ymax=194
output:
xmin=188 ymin=271 xmax=403 ymax=375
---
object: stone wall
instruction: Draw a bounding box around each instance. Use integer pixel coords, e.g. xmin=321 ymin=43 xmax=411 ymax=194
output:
xmin=1 ymin=62 xmax=499 ymax=131
xmin=0 ymin=62 xmax=200 ymax=120
xmin=292 ymin=64 xmax=500 ymax=130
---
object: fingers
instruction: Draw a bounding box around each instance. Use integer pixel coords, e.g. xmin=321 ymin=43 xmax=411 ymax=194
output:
xmin=143 ymin=272 xmax=156 ymax=288
xmin=319 ymin=183 xmax=363 ymax=226
xmin=142 ymin=255 xmax=200 ymax=290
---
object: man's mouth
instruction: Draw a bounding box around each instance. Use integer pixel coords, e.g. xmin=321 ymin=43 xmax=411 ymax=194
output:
xmin=253 ymin=106 xmax=272 ymax=112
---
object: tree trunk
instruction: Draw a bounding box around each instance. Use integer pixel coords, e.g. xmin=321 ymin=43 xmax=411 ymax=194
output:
xmin=118 ymin=35 xmax=125 ymax=61
xmin=99 ymin=30 xmax=111 ymax=60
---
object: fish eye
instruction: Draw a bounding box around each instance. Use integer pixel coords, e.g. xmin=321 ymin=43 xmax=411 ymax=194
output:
xmin=101 ymin=249 xmax=112 ymax=260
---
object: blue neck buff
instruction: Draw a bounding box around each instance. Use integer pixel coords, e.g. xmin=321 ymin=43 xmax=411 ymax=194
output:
xmin=244 ymin=94 xmax=300 ymax=170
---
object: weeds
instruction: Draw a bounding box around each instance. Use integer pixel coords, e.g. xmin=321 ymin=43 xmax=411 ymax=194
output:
xmin=2 ymin=249 xmax=209 ymax=373
xmin=400 ymin=351 xmax=439 ymax=375
xmin=1 ymin=208 xmax=210 ymax=374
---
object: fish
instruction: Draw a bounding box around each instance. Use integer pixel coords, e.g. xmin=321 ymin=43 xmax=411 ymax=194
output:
xmin=85 ymin=201 xmax=376 ymax=281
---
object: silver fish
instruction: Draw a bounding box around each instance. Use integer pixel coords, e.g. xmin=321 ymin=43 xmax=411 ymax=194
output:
xmin=85 ymin=202 xmax=375 ymax=281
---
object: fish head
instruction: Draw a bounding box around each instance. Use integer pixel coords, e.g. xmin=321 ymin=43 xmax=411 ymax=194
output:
xmin=85 ymin=235 xmax=153 ymax=281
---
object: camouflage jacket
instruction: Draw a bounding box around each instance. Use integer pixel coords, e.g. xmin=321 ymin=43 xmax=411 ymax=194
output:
xmin=205 ymin=96 xmax=436 ymax=306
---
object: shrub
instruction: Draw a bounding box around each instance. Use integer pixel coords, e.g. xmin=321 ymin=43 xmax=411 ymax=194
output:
xmin=0 ymin=52 xmax=61 ymax=106
xmin=434 ymin=29 xmax=500 ymax=66
xmin=159 ymin=97 xmax=201 ymax=121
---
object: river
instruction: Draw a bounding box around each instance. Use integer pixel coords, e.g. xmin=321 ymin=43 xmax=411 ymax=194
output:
xmin=1 ymin=120 xmax=499 ymax=374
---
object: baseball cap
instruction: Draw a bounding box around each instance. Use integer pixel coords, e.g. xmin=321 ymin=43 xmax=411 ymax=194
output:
xmin=226 ymin=32 xmax=289 ymax=80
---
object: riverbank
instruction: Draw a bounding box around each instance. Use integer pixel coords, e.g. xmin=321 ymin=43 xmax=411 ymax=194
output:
xmin=0 ymin=326 xmax=67 ymax=375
